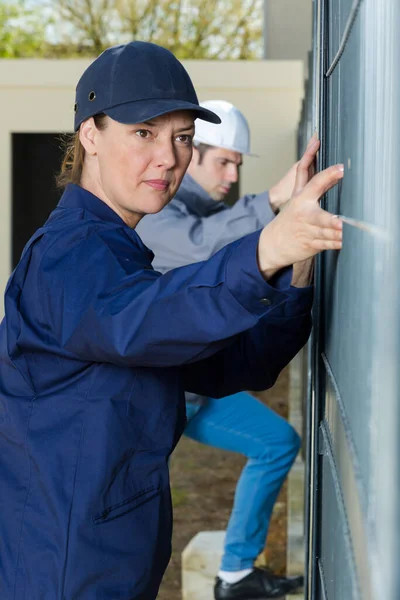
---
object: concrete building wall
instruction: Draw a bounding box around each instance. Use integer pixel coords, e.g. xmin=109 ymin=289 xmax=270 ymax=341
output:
xmin=265 ymin=0 xmax=313 ymax=66
xmin=0 ymin=58 xmax=303 ymax=313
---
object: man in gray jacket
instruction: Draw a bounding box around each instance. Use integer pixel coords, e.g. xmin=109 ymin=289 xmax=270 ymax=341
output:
xmin=136 ymin=100 xmax=304 ymax=600
xmin=137 ymin=100 xmax=296 ymax=272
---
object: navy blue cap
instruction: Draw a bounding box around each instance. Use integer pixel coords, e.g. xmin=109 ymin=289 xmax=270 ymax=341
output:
xmin=74 ymin=41 xmax=220 ymax=131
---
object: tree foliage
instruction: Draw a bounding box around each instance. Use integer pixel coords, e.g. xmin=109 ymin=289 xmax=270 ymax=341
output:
xmin=0 ymin=0 xmax=263 ymax=59
xmin=0 ymin=1 xmax=47 ymax=57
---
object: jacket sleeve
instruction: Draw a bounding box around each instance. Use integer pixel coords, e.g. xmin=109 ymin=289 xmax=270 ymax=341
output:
xmin=181 ymin=285 xmax=313 ymax=398
xmin=38 ymin=227 xmax=298 ymax=368
xmin=136 ymin=191 xmax=276 ymax=272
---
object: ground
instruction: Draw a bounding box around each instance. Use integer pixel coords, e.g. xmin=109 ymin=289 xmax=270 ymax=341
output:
xmin=157 ymin=367 xmax=290 ymax=599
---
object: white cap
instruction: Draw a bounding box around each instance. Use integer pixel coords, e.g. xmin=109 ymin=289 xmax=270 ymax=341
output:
xmin=194 ymin=100 xmax=257 ymax=156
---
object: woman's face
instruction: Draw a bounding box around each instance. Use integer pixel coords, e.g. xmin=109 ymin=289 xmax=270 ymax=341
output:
xmin=79 ymin=111 xmax=195 ymax=228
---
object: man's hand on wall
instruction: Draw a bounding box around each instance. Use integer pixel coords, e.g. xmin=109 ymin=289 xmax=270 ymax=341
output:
xmin=268 ymin=134 xmax=319 ymax=214
xmin=269 ymin=161 xmax=299 ymax=214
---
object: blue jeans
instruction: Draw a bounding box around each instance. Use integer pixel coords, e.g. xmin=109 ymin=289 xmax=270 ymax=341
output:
xmin=184 ymin=391 xmax=300 ymax=571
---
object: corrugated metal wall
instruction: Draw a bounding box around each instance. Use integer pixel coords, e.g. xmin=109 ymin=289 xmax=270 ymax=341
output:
xmin=298 ymin=1 xmax=400 ymax=599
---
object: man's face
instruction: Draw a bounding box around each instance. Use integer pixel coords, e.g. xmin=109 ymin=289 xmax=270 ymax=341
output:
xmin=188 ymin=146 xmax=242 ymax=201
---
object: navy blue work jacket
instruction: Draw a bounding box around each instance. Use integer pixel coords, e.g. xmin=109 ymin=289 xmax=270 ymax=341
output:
xmin=0 ymin=184 xmax=312 ymax=599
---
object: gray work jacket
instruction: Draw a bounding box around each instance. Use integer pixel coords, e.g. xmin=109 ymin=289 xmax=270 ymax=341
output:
xmin=136 ymin=173 xmax=276 ymax=273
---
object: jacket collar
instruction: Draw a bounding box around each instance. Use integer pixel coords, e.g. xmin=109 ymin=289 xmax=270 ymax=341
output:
xmin=175 ymin=174 xmax=226 ymax=217
xmin=58 ymin=184 xmax=125 ymax=226
xmin=57 ymin=184 xmax=154 ymax=260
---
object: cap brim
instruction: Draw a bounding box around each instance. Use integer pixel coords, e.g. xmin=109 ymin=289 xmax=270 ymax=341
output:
xmin=104 ymin=98 xmax=221 ymax=125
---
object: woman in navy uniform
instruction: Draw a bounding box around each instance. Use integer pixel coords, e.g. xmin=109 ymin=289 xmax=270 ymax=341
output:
xmin=0 ymin=42 xmax=343 ymax=599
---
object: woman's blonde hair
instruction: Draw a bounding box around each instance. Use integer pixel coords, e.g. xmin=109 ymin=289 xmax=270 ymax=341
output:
xmin=56 ymin=114 xmax=108 ymax=189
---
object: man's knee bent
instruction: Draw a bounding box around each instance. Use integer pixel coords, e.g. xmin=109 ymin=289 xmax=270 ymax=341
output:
xmin=266 ymin=421 xmax=301 ymax=465
xmin=286 ymin=424 xmax=301 ymax=458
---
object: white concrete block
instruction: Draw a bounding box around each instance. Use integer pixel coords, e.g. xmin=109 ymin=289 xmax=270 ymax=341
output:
xmin=181 ymin=531 xmax=225 ymax=600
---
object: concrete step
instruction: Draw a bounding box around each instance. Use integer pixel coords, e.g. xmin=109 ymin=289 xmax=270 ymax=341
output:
xmin=181 ymin=530 xmax=304 ymax=599
xmin=181 ymin=530 xmax=224 ymax=600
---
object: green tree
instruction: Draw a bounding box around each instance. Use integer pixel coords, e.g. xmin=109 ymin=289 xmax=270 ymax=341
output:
xmin=0 ymin=0 xmax=48 ymax=57
xmin=111 ymin=0 xmax=263 ymax=59
xmin=0 ymin=0 xmax=263 ymax=59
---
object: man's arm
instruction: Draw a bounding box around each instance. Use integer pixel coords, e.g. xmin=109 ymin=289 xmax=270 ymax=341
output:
xmin=268 ymin=161 xmax=300 ymax=214
xmin=292 ymin=259 xmax=314 ymax=287
xmin=136 ymin=191 xmax=276 ymax=271
xmin=136 ymin=158 xmax=302 ymax=272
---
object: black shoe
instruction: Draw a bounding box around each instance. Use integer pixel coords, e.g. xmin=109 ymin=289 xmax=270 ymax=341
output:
xmin=214 ymin=567 xmax=304 ymax=599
